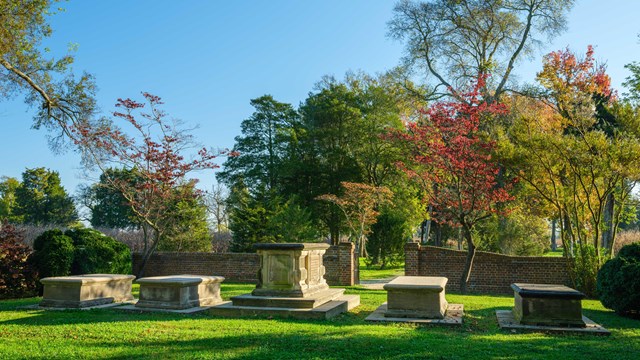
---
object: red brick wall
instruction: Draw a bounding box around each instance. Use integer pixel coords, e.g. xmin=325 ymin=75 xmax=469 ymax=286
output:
xmin=404 ymin=243 xmax=572 ymax=294
xmin=133 ymin=243 xmax=356 ymax=286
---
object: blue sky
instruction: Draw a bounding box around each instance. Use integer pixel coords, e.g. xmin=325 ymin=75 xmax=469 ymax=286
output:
xmin=1 ymin=0 xmax=640 ymax=196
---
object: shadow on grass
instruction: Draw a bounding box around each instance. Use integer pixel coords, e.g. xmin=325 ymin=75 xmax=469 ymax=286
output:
xmin=29 ymin=321 xmax=640 ymax=360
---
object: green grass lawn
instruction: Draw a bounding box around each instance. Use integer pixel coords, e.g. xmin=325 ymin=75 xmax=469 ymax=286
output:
xmin=359 ymin=258 xmax=404 ymax=280
xmin=1 ymin=284 xmax=639 ymax=359
xmin=543 ymin=249 xmax=564 ymax=257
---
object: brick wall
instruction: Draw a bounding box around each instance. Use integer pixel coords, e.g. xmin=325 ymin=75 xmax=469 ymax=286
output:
xmin=404 ymin=243 xmax=572 ymax=294
xmin=133 ymin=243 xmax=356 ymax=286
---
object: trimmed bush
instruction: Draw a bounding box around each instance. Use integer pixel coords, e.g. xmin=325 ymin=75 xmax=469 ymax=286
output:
xmin=31 ymin=229 xmax=75 ymax=279
xmin=597 ymin=243 xmax=640 ymax=315
xmin=0 ymin=221 xmax=38 ymax=299
xmin=65 ymin=228 xmax=131 ymax=275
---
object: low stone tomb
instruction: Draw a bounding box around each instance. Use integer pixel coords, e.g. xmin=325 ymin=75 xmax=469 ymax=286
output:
xmin=40 ymin=274 xmax=135 ymax=308
xmin=209 ymin=243 xmax=359 ymax=319
xmin=365 ymin=276 xmax=463 ymax=325
xmin=135 ymin=275 xmax=224 ymax=310
xmin=495 ymin=283 xmax=610 ymax=335
xmin=511 ymin=283 xmax=585 ymax=327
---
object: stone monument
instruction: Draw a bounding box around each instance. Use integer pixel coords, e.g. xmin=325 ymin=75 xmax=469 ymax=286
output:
xmin=365 ymin=276 xmax=464 ymax=325
xmin=40 ymin=274 xmax=135 ymax=308
xmin=209 ymin=243 xmax=359 ymax=319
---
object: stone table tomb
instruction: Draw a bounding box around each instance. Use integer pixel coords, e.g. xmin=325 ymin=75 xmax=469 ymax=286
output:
xmin=510 ymin=283 xmax=586 ymax=327
xmin=40 ymin=274 xmax=135 ymax=308
xmin=383 ymin=276 xmax=449 ymax=319
xmin=135 ymin=275 xmax=225 ymax=310
xmin=209 ymin=243 xmax=359 ymax=319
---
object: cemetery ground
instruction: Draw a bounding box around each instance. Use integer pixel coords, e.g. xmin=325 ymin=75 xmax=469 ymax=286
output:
xmin=1 ymin=284 xmax=639 ymax=359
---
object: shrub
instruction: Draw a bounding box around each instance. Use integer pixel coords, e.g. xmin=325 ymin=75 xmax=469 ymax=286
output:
xmin=0 ymin=221 xmax=38 ymax=299
xmin=65 ymin=228 xmax=131 ymax=275
xmin=31 ymin=229 xmax=75 ymax=279
xmin=597 ymin=243 xmax=640 ymax=315
xmin=614 ymin=230 xmax=640 ymax=255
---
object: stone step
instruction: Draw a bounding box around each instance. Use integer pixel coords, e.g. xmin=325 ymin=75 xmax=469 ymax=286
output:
xmin=207 ymin=294 xmax=360 ymax=320
xmin=231 ymin=288 xmax=345 ymax=309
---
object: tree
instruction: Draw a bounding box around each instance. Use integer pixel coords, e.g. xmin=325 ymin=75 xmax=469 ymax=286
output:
xmin=1 ymin=0 xmax=96 ymax=147
xmin=506 ymin=47 xmax=640 ymax=294
xmin=13 ymin=167 xmax=78 ymax=226
xmin=0 ymin=177 xmax=21 ymax=222
xmin=217 ymin=95 xmax=298 ymax=193
xmin=388 ymin=0 xmax=574 ymax=102
xmin=317 ymin=182 xmax=393 ymax=257
xmin=80 ymin=168 xmax=140 ymax=229
xmin=71 ymin=93 xmax=221 ymax=276
xmin=390 ymin=78 xmax=513 ymax=293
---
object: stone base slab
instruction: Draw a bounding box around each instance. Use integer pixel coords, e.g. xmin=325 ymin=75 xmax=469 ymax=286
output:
xmin=496 ymin=310 xmax=610 ymax=335
xmin=365 ymin=303 xmax=464 ymax=325
xmin=231 ymin=288 xmax=345 ymax=309
xmin=20 ymin=301 xmax=134 ymax=311
xmin=39 ymin=274 xmax=135 ymax=308
xmin=208 ymin=295 xmax=360 ymax=320
xmin=117 ymin=303 xmax=215 ymax=314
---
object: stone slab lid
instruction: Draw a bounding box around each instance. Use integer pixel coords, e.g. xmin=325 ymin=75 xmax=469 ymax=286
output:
xmin=254 ymin=243 xmax=330 ymax=251
xmin=40 ymin=274 xmax=135 ymax=285
xmin=384 ymin=276 xmax=448 ymax=291
xmin=136 ymin=274 xmax=225 ymax=286
xmin=511 ymin=283 xmax=585 ymax=299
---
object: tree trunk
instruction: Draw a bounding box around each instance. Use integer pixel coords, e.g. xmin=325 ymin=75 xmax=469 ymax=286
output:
xmin=601 ymin=192 xmax=614 ymax=251
xmin=459 ymin=225 xmax=476 ymax=294
xmin=136 ymin=235 xmax=160 ymax=278
xmin=551 ymin=218 xmax=557 ymax=251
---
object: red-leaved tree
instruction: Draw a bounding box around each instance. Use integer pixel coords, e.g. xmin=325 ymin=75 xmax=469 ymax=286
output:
xmin=391 ymin=78 xmax=514 ymax=293
xmin=72 ymin=93 xmax=225 ymax=276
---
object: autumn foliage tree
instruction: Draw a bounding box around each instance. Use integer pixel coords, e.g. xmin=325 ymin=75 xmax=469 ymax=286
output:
xmin=317 ymin=182 xmax=393 ymax=257
xmin=507 ymin=46 xmax=640 ymax=294
xmin=72 ymin=93 xmax=223 ymax=276
xmin=391 ymin=78 xmax=513 ymax=293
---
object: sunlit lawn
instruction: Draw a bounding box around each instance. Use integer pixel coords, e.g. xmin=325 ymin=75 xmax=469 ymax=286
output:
xmin=359 ymin=258 xmax=404 ymax=280
xmin=1 ymin=283 xmax=639 ymax=359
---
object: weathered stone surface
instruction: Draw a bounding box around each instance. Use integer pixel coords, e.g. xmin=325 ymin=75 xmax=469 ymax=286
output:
xmin=136 ymin=275 xmax=224 ymax=310
xmin=209 ymin=295 xmax=360 ymax=320
xmin=383 ymin=276 xmax=448 ymax=319
xmin=252 ymin=243 xmax=330 ymax=298
xmin=511 ymin=283 xmax=586 ymax=327
xmin=232 ymin=288 xmax=345 ymax=309
xmin=40 ymin=274 xmax=135 ymax=308
xmin=496 ymin=310 xmax=609 ymax=335
xmin=208 ymin=243 xmax=359 ymax=319
xmin=366 ymin=303 xmax=464 ymax=325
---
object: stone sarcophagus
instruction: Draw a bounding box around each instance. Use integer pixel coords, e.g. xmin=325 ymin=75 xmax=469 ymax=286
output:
xmin=252 ymin=243 xmax=329 ymax=298
xmin=40 ymin=274 xmax=135 ymax=308
xmin=135 ymin=275 xmax=225 ymax=310
xmin=383 ymin=276 xmax=448 ymax=319
xmin=511 ymin=283 xmax=586 ymax=327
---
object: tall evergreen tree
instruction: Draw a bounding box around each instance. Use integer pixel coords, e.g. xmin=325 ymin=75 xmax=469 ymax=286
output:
xmin=13 ymin=168 xmax=78 ymax=226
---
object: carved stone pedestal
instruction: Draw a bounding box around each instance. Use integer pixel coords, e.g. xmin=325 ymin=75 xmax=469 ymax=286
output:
xmin=209 ymin=243 xmax=359 ymax=319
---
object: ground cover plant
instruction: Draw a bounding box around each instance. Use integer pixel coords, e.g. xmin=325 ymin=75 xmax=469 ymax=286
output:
xmin=1 ymin=284 xmax=639 ymax=360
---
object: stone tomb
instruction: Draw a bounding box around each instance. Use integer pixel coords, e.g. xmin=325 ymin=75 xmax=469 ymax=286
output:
xmin=134 ymin=275 xmax=225 ymax=310
xmin=511 ymin=283 xmax=586 ymax=327
xmin=365 ymin=276 xmax=464 ymax=325
xmin=496 ymin=283 xmax=610 ymax=335
xmin=209 ymin=243 xmax=359 ymax=319
xmin=40 ymin=274 xmax=135 ymax=308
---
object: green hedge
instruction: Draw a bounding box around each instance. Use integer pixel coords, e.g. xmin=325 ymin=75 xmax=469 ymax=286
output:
xmin=65 ymin=228 xmax=132 ymax=275
xmin=597 ymin=243 xmax=640 ymax=315
xmin=31 ymin=228 xmax=131 ymax=280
